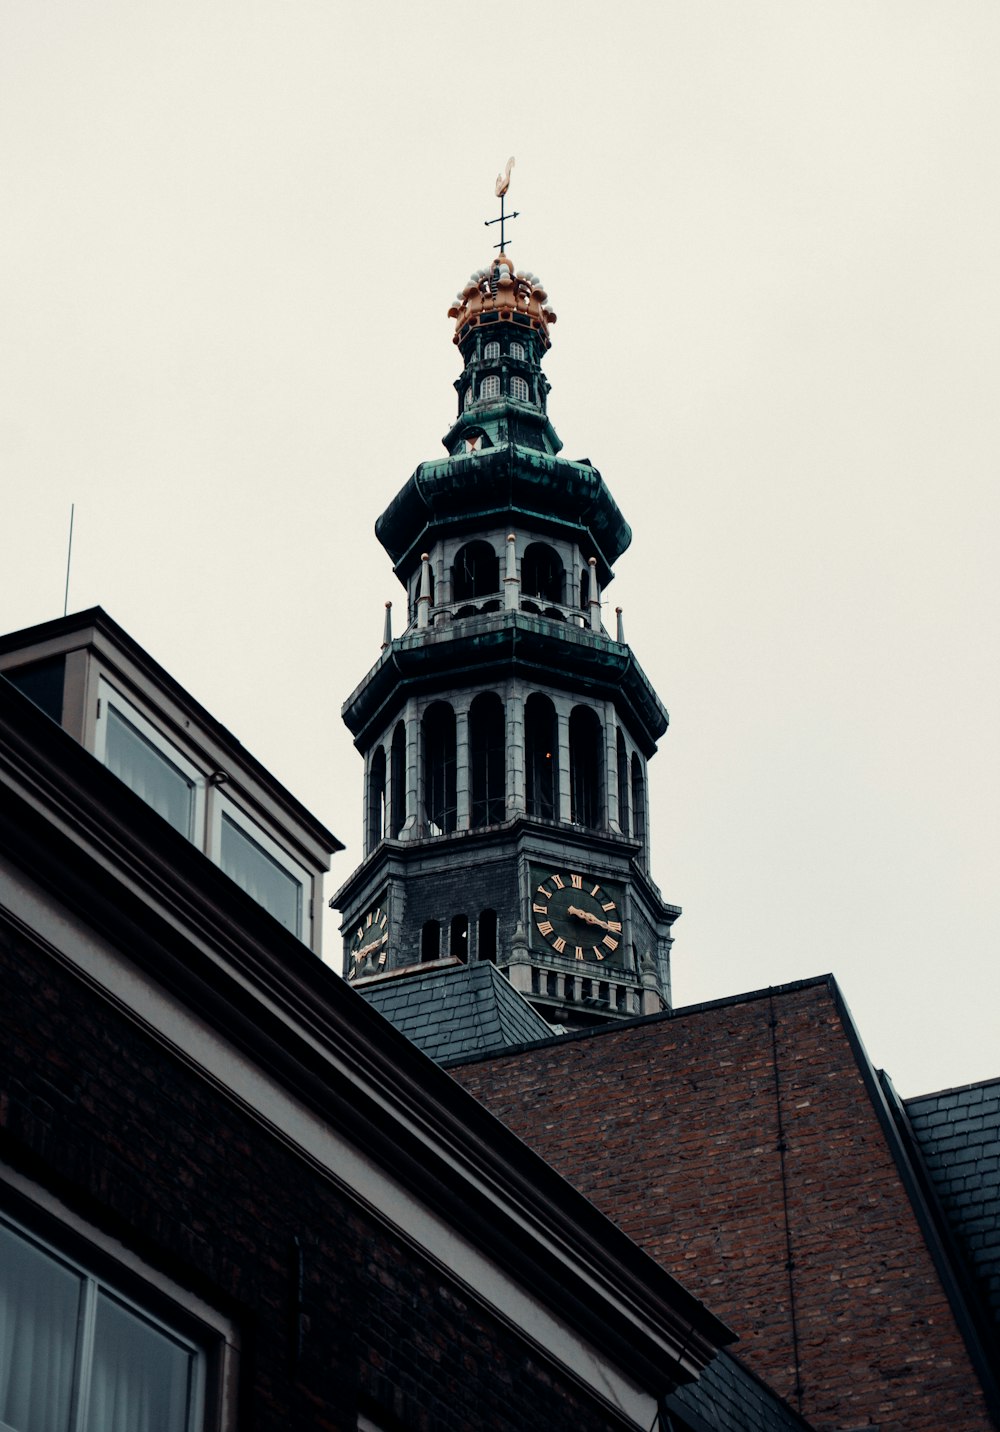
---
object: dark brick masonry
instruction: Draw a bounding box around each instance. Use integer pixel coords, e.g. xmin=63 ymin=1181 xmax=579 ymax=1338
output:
xmin=452 ymin=979 xmax=995 ymax=1432
xmin=0 ymin=916 xmax=636 ymax=1432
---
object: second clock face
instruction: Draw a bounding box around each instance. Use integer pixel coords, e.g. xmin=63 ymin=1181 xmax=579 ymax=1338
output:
xmin=530 ymin=867 xmax=624 ymax=964
xmin=348 ymin=900 xmax=389 ymax=980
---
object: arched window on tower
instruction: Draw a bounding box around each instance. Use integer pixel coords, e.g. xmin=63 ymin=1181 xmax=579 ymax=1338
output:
xmin=389 ymin=721 xmax=406 ymax=838
xmin=470 ymin=692 xmax=506 ymax=827
xmin=423 ymin=702 xmax=456 ymax=834
xmin=478 ymin=909 xmax=498 ymax=963
xmin=483 ymin=341 xmax=500 ymax=362
xmin=480 ymin=375 xmax=500 ymax=400
xmin=463 ymin=384 xmax=473 ymax=410
xmin=509 ymin=341 xmax=525 ymax=360
xmin=617 ymin=729 xmax=630 ymax=837
xmin=510 ymin=376 xmax=529 ymax=402
xmin=450 ymin=913 xmax=469 ymax=963
xmin=525 ymin=693 xmax=557 ymax=821
xmin=453 ymin=541 xmax=499 ymax=602
xmin=570 ymin=706 xmax=604 ymax=828
xmin=521 ymin=543 xmax=564 ymax=605
xmin=421 ymin=920 xmax=440 ymax=962
xmin=366 ymin=746 xmax=386 ymax=853
xmin=631 ymin=751 xmax=647 ymax=855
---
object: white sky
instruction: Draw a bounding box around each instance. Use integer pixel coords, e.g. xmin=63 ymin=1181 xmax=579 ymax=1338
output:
xmin=2 ymin=2 xmax=997 ymax=1098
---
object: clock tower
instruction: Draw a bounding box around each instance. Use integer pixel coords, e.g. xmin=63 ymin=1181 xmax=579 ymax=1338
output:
xmin=333 ymin=243 xmax=679 ymax=1028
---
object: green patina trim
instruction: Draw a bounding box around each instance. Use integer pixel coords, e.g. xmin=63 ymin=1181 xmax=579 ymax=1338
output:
xmin=342 ymin=611 xmax=667 ymax=755
xmin=375 ymin=443 xmax=631 ymax=583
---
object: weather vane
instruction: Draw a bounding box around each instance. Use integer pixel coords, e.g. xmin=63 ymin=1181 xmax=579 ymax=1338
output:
xmin=485 ymin=156 xmax=519 ymax=254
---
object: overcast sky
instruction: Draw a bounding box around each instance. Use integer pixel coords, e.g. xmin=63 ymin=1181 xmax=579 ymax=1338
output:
xmin=2 ymin=2 xmax=997 ymax=1097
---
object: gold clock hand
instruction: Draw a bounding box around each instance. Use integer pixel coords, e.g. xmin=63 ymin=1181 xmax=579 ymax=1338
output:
xmin=567 ymin=905 xmax=610 ymax=931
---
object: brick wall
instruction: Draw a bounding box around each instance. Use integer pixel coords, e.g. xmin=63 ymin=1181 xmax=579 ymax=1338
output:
xmin=393 ymin=850 xmax=519 ymax=966
xmin=453 ymin=980 xmax=994 ymax=1432
xmin=0 ymin=916 xmax=636 ymax=1432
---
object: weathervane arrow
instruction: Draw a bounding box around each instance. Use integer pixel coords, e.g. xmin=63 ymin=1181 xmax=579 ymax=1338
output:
xmin=485 ymin=156 xmax=519 ymax=253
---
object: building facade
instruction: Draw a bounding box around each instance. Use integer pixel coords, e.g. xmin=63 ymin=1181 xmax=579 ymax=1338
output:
xmin=1 ymin=612 xmax=804 ymax=1432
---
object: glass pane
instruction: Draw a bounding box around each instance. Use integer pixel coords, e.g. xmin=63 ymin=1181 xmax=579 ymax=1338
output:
xmin=87 ymin=1294 xmax=192 ymax=1432
xmin=220 ymin=813 xmax=302 ymax=936
xmin=105 ymin=708 xmax=195 ymax=838
xmin=0 ymin=1221 xmax=82 ymax=1432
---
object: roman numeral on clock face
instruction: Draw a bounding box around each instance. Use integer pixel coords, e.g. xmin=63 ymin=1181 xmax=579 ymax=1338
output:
xmin=570 ymin=874 xmax=583 ymax=889
xmin=537 ymin=920 xmax=553 ymax=937
xmin=550 ymin=874 xmax=565 ymax=890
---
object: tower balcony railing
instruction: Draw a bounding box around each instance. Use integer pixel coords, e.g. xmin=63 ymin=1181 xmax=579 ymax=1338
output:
xmin=511 ymin=957 xmax=639 ymax=1018
xmin=409 ymin=596 xmax=609 ymax=637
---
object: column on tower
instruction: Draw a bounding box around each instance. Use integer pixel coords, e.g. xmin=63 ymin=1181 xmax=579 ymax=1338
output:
xmin=455 ymin=701 xmax=471 ymax=830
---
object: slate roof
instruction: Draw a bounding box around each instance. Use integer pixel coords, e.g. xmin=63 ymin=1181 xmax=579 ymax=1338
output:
xmin=906 ymin=1076 xmax=1000 ymax=1334
xmin=359 ymin=961 xmax=552 ymax=1062
xmin=667 ymin=1348 xmax=814 ymax=1432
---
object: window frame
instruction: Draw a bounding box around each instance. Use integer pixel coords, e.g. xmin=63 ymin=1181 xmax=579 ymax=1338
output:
xmin=0 ymin=1199 xmax=226 ymax=1432
xmin=510 ymin=375 xmax=529 ymax=402
xmin=94 ymin=678 xmax=207 ymax=844
xmin=209 ymin=794 xmax=312 ymax=942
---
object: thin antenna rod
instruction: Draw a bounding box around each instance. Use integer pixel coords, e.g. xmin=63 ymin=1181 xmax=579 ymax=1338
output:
xmin=63 ymin=503 xmax=75 ymax=617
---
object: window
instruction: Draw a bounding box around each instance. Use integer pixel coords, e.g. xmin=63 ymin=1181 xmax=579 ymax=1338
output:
xmin=452 ymin=541 xmax=499 ymax=601
xmin=470 ymin=693 xmax=506 ymax=827
xmin=617 ymin=729 xmax=630 ymax=837
xmin=422 ymin=702 xmax=456 ymax=834
xmin=525 ymin=693 xmax=557 ymax=821
xmin=450 ymin=914 xmax=469 ymax=962
xmin=521 ymin=543 xmax=564 ymax=604
xmin=389 ymin=722 xmax=406 ymax=838
xmin=463 ymin=384 xmax=473 ymax=409
xmin=483 ymin=341 xmax=500 ymax=361
xmin=0 ymin=1214 xmax=203 ymax=1432
xmin=95 ymin=681 xmax=204 ymax=842
xmin=509 ymin=341 xmax=525 ymax=360
xmin=570 ymin=705 xmax=604 ymax=828
xmin=421 ymin=919 xmax=440 ymax=962
xmin=510 ymin=376 xmax=529 ymax=402
xmin=631 ymin=752 xmax=647 ymax=855
xmin=366 ymin=746 xmax=386 ymax=854
xmin=213 ymin=800 xmax=309 ymax=939
xmin=479 ymin=375 xmax=500 ymax=400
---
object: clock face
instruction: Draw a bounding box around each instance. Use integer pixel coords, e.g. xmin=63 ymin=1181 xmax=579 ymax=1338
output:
xmin=348 ymin=900 xmax=389 ymax=980
xmin=530 ymin=867 xmax=624 ymax=964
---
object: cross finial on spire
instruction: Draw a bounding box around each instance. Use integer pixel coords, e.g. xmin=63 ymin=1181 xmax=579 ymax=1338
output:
xmin=484 ymin=156 xmax=520 ymax=253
